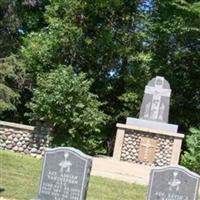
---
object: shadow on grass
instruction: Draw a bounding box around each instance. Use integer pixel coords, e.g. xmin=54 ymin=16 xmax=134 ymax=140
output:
xmin=0 ymin=187 xmax=5 ymax=192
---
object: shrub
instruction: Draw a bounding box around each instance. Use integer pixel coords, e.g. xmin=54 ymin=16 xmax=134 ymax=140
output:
xmin=181 ymin=127 xmax=200 ymax=174
xmin=28 ymin=65 xmax=109 ymax=154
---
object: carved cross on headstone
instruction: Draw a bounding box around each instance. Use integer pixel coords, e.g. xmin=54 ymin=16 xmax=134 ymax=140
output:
xmin=32 ymin=147 xmax=92 ymax=200
xmin=138 ymin=137 xmax=157 ymax=164
xmin=139 ymin=76 xmax=171 ymax=123
xmin=147 ymin=166 xmax=200 ymax=200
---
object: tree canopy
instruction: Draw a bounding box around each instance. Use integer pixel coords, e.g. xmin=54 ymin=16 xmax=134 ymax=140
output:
xmin=0 ymin=0 xmax=200 ymax=155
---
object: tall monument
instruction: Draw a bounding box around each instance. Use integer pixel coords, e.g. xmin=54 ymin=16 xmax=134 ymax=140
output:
xmin=113 ymin=76 xmax=184 ymax=166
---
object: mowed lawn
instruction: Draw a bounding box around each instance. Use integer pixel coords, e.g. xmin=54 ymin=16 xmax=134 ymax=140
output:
xmin=0 ymin=150 xmax=146 ymax=200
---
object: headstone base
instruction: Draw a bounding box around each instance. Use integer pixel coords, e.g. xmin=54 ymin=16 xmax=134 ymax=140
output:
xmin=126 ymin=117 xmax=178 ymax=133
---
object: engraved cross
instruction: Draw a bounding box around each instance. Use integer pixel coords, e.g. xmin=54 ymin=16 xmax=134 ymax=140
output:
xmin=144 ymin=76 xmax=171 ymax=120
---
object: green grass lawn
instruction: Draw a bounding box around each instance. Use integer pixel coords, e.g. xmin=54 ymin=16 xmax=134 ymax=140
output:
xmin=0 ymin=150 xmax=146 ymax=200
xmin=0 ymin=150 xmax=199 ymax=200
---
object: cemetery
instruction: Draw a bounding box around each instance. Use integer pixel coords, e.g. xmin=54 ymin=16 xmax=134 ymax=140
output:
xmin=0 ymin=1 xmax=200 ymax=200
xmin=0 ymin=75 xmax=200 ymax=200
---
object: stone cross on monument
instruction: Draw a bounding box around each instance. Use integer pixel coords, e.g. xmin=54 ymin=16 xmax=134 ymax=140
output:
xmin=139 ymin=76 xmax=171 ymax=123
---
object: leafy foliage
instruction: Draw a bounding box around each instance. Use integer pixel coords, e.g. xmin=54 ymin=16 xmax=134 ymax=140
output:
xmin=0 ymin=0 xmax=48 ymax=58
xmin=1 ymin=0 xmax=200 ymax=156
xmin=0 ymin=55 xmax=25 ymax=113
xmin=181 ymin=127 xmax=200 ymax=174
xmin=0 ymin=0 xmax=48 ymax=121
xmin=20 ymin=0 xmax=147 ymax=141
xmin=20 ymin=0 xmax=82 ymax=76
xmin=28 ymin=66 xmax=109 ymax=154
xmin=148 ymin=0 xmax=200 ymax=129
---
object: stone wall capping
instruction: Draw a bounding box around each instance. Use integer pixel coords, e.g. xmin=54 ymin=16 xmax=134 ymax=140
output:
xmin=116 ymin=123 xmax=184 ymax=139
xmin=0 ymin=120 xmax=35 ymax=131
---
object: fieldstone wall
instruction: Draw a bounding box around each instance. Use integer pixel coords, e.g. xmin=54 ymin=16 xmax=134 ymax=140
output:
xmin=120 ymin=129 xmax=173 ymax=166
xmin=0 ymin=121 xmax=50 ymax=158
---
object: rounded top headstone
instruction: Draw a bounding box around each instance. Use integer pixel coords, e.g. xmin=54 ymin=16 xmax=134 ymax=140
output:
xmin=147 ymin=165 xmax=200 ymax=200
xmin=147 ymin=76 xmax=170 ymax=89
xmin=35 ymin=147 xmax=92 ymax=200
xmin=139 ymin=76 xmax=172 ymax=123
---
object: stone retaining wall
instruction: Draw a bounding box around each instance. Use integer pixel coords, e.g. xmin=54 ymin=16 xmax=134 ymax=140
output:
xmin=0 ymin=121 xmax=50 ymax=158
xmin=120 ymin=129 xmax=173 ymax=166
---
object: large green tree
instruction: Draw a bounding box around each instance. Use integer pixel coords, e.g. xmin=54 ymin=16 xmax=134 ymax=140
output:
xmin=0 ymin=0 xmax=48 ymax=58
xmin=20 ymin=0 xmax=146 ymax=147
xmin=1 ymin=0 xmax=200 ymax=155
xmin=148 ymin=1 xmax=200 ymax=172
xmin=0 ymin=56 xmax=19 ymax=113
xmin=147 ymin=0 xmax=200 ymax=130
xmin=0 ymin=0 xmax=48 ymax=121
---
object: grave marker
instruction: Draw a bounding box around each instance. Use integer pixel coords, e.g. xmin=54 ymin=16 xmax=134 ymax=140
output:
xmin=147 ymin=165 xmax=200 ymax=200
xmin=33 ymin=147 xmax=92 ymax=200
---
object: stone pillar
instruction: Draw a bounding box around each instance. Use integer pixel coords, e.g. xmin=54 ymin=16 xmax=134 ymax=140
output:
xmin=113 ymin=128 xmax=125 ymax=160
xmin=171 ymin=137 xmax=183 ymax=164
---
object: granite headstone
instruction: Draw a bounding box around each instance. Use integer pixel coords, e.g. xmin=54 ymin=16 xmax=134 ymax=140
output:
xmin=139 ymin=76 xmax=171 ymax=123
xmin=33 ymin=147 xmax=92 ymax=200
xmin=147 ymin=165 xmax=200 ymax=200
